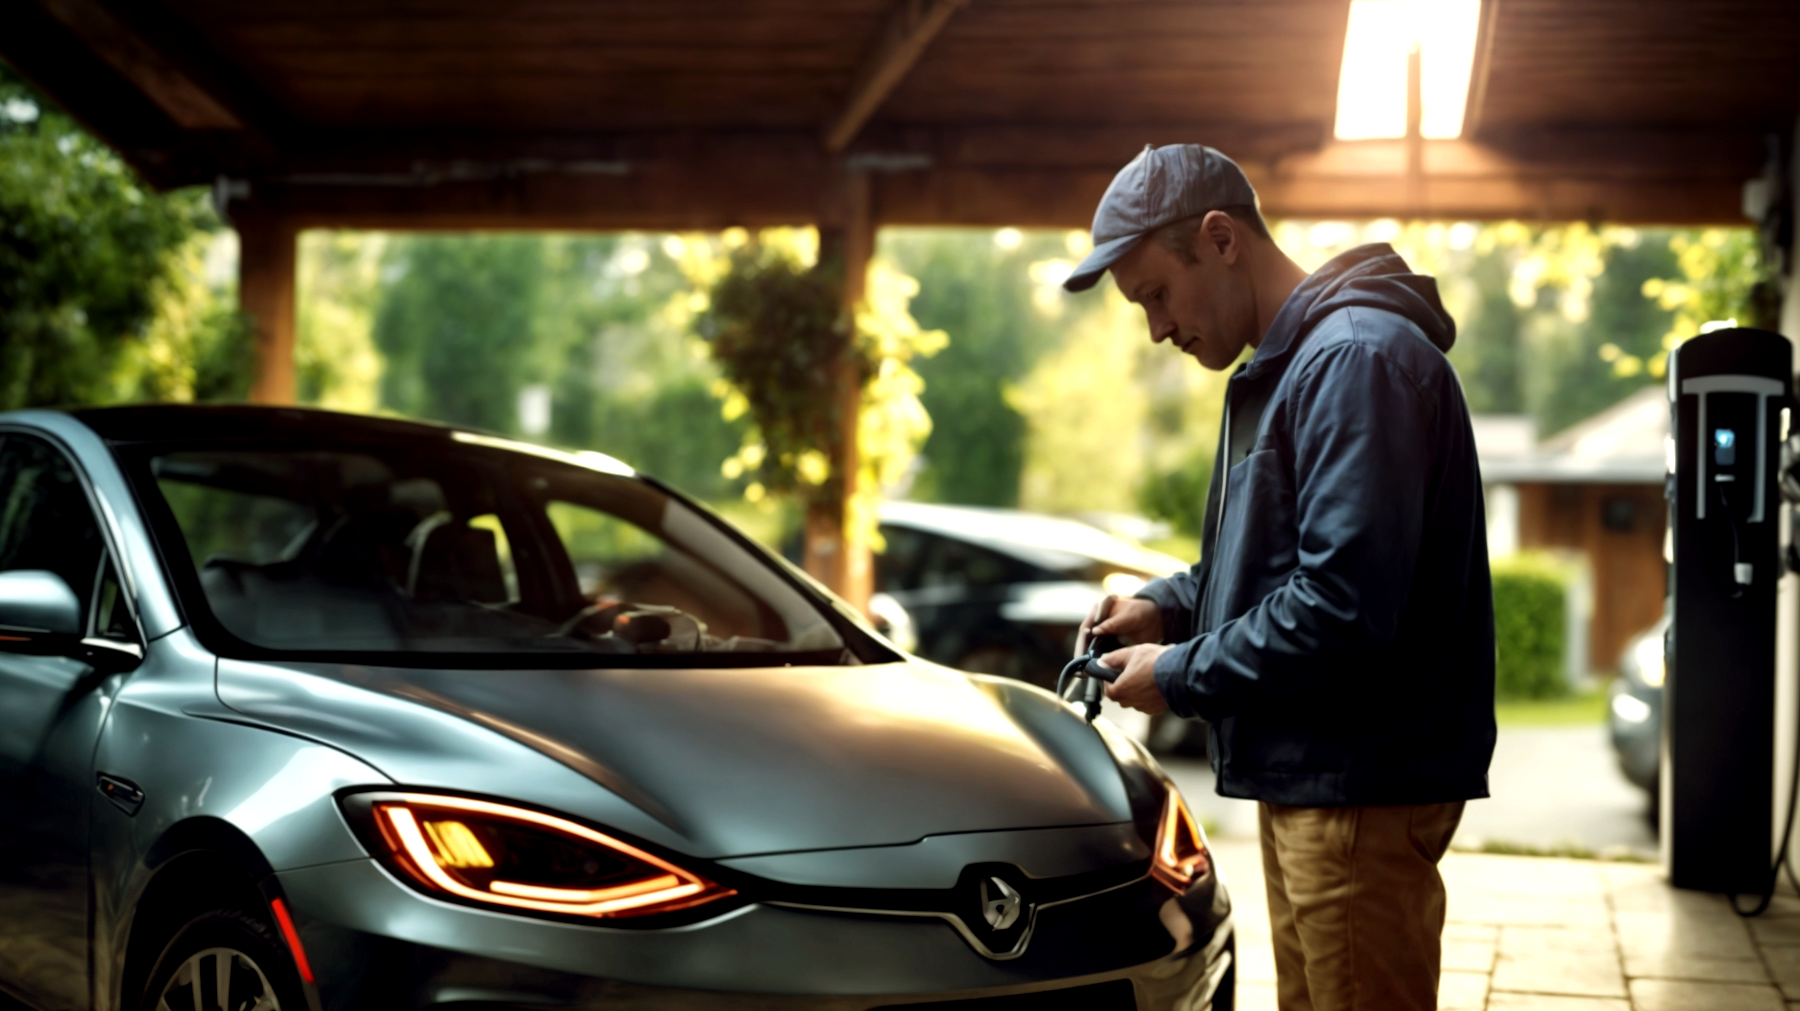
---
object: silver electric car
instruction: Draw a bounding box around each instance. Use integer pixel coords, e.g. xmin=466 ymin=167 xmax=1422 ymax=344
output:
xmin=0 ymin=406 xmax=1234 ymax=1011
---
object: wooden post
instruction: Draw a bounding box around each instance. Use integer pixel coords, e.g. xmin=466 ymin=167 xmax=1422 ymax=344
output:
xmin=1404 ymin=42 xmax=1424 ymax=215
xmin=808 ymin=169 xmax=875 ymax=613
xmin=237 ymin=208 xmax=298 ymax=404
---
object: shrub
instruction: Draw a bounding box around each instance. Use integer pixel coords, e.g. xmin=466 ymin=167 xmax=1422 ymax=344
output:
xmin=1491 ymin=554 xmax=1569 ymax=699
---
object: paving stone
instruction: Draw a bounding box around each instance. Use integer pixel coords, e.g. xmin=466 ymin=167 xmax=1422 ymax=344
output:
xmin=1443 ymin=934 xmax=1497 ymax=972
xmin=1439 ymin=969 xmax=1489 ymax=1010
xmin=1629 ymin=978 xmax=1786 ymax=1011
xmin=1233 ymin=979 xmax=1277 ymax=1011
xmin=1622 ymin=949 xmax=1770 ymax=983
xmin=1757 ymin=945 xmax=1800 ymax=999
xmin=1445 ymin=921 xmax=1501 ymax=942
xmin=1486 ymin=994 xmax=1630 ymax=1011
xmin=1615 ymin=908 xmax=1758 ymax=959
xmin=1754 ymin=917 xmax=1800 ymax=946
xmin=1234 ymin=932 xmax=1277 ymax=985
xmin=1492 ymin=948 xmax=1627 ymax=998
xmin=1502 ymin=925 xmax=1621 ymax=955
xmin=1452 ymin=894 xmax=1614 ymax=927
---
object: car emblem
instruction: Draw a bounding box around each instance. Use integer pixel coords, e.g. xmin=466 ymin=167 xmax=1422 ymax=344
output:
xmin=980 ymin=876 xmax=1021 ymax=931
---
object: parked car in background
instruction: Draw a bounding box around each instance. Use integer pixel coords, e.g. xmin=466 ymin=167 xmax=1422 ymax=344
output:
xmin=875 ymin=501 xmax=1187 ymax=688
xmin=0 ymin=405 xmax=1235 ymax=1011
xmin=874 ymin=503 xmax=1211 ymax=756
xmin=1609 ymin=614 xmax=1668 ymax=813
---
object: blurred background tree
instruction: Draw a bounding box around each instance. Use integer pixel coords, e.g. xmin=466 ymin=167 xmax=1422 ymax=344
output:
xmin=0 ymin=65 xmax=249 ymax=408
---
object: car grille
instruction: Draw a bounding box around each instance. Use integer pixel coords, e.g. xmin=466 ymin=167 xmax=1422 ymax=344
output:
xmin=870 ymin=978 xmax=1135 ymax=1010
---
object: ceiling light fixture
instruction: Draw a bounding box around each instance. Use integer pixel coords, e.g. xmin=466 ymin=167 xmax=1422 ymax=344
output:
xmin=1333 ymin=0 xmax=1482 ymax=141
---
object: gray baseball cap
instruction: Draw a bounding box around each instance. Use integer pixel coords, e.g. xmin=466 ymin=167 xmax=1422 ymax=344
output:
xmin=1063 ymin=144 xmax=1259 ymax=292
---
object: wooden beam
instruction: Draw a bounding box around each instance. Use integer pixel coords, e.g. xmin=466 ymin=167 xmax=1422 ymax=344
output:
xmin=237 ymin=209 xmax=298 ymax=405
xmin=229 ymin=127 xmax=1763 ymax=231
xmin=1462 ymin=0 xmax=1502 ymax=140
xmin=30 ymin=0 xmax=239 ymax=129
xmin=823 ymin=0 xmax=968 ymax=153
xmin=0 ymin=0 xmax=205 ymax=185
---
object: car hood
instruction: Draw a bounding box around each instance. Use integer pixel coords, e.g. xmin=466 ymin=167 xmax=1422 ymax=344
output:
xmin=216 ymin=659 xmax=1136 ymax=859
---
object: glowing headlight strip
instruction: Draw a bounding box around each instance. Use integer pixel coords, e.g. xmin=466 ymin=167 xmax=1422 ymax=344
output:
xmin=373 ymin=793 xmax=730 ymax=918
xmin=1152 ymin=787 xmax=1211 ymax=893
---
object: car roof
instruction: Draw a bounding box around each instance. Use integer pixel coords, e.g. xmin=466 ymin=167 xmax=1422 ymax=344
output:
xmin=67 ymin=403 xmax=463 ymax=445
xmin=878 ymin=500 xmax=1187 ymax=577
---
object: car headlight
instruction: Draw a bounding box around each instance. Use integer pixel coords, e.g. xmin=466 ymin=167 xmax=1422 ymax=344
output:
xmin=1633 ymin=633 xmax=1666 ymax=688
xmin=1151 ymin=784 xmax=1211 ymax=893
xmin=349 ymin=793 xmax=735 ymax=920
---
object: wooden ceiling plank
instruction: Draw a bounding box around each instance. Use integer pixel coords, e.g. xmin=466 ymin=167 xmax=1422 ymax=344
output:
xmin=30 ymin=0 xmax=240 ymax=129
xmin=823 ymin=0 xmax=969 ymax=153
xmin=1462 ymin=0 xmax=1500 ymax=140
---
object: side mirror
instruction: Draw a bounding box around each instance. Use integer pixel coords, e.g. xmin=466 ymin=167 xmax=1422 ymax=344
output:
xmin=0 ymin=569 xmax=82 ymax=653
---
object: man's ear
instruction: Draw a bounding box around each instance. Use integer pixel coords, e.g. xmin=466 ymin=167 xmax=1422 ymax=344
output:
xmin=1199 ymin=209 xmax=1240 ymax=265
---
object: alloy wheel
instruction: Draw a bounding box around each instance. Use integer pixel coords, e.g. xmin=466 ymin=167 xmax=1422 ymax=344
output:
xmin=155 ymin=946 xmax=280 ymax=1011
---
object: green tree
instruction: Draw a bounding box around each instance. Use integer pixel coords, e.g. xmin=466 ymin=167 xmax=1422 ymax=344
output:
xmin=879 ymin=229 xmax=1073 ymax=507
xmin=1451 ymin=245 xmax=1527 ymax=414
xmin=373 ymin=234 xmax=547 ymax=432
xmin=0 ymin=63 xmax=246 ymax=407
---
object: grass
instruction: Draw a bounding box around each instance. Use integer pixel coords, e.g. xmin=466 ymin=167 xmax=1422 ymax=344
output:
xmin=1493 ymin=687 xmax=1611 ymax=727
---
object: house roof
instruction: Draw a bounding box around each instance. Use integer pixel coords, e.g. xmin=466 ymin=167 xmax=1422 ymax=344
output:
xmin=1478 ymin=385 xmax=1669 ymax=485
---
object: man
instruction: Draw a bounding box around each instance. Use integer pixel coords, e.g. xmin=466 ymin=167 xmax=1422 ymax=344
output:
xmin=1066 ymin=144 xmax=1495 ymax=1011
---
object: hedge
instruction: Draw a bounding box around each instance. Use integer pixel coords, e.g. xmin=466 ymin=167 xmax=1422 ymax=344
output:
xmin=1491 ymin=554 xmax=1569 ymax=700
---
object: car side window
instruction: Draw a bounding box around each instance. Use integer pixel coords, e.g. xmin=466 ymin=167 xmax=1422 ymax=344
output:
xmin=90 ymin=557 xmax=137 ymax=643
xmin=0 ymin=435 xmax=105 ymax=627
xmin=875 ymin=526 xmax=928 ymax=592
xmin=917 ymin=534 xmax=1016 ymax=589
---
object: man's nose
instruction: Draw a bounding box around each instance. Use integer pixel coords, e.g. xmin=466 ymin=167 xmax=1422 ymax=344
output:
xmin=1149 ymin=315 xmax=1177 ymax=344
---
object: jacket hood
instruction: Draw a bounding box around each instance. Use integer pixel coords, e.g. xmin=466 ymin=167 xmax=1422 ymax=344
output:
xmin=216 ymin=659 xmax=1142 ymax=859
xmin=1249 ymin=243 xmax=1456 ymax=376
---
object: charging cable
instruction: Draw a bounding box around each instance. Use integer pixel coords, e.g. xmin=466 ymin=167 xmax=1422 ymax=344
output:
xmin=1732 ymin=484 xmax=1800 ymax=917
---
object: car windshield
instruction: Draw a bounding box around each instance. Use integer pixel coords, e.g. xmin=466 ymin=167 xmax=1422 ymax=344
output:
xmin=129 ymin=435 xmax=846 ymax=664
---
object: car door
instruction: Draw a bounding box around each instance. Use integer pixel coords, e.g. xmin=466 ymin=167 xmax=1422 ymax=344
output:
xmin=0 ymin=432 xmax=140 ymax=1011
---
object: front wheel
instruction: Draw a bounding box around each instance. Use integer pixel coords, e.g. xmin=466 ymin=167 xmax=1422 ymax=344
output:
xmin=140 ymin=908 xmax=306 ymax=1011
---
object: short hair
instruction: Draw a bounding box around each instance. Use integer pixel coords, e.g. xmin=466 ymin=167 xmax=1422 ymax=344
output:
xmin=1155 ymin=205 xmax=1271 ymax=264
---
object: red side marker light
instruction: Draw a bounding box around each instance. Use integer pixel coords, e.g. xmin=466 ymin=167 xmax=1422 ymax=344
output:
xmin=269 ymin=897 xmax=315 ymax=984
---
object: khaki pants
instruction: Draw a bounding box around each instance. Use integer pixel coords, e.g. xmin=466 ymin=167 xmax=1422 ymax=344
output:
xmin=1258 ymin=800 xmax=1465 ymax=1011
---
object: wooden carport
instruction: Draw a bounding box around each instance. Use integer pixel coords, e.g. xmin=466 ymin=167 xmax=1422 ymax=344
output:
xmin=4 ymin=0 xmax=1799 ymax=601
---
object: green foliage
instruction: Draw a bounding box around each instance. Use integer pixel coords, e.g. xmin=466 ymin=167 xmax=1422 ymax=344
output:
xmin=296 ymin=232 xmax=386 ymax=410
xmin=0 ymin=63 xmax=247 ymax=408
xmin=879 ymin=229 xmax=1071 ymax=506
xmin=1454 ymin=244 xmax=1527 ymax=414
xmin=373 ymin=234 xmax=546 ymax=431
xmin=695 ymin=232 xmax=943 ymax=540
xmin=1492 ymin=554 xmax=1569 ymax=700
xmin=1139 ymin=445 xmax=1214 ymax=538
xmin=697 ymin=237 xmax=850 ymax=505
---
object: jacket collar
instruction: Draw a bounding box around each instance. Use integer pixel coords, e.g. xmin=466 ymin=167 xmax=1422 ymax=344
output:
xmin=1242 ymin=243 xmax=1406 ymax=380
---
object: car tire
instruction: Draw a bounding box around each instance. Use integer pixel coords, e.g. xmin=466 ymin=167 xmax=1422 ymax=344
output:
xmin=138 ymin=907 xmax=307 ymax=1011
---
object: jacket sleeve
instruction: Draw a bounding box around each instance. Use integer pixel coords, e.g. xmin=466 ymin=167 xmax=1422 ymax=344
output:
xmin=1153 ymin=332 xmax=1438 ymax=721
xmin=1133 ymin=572 xmax=1199 ymax=646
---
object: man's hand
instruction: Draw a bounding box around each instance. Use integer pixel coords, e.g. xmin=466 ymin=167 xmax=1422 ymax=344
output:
xmin=1076 ymin=594 xmax=1163 ymax=654
xmin=1102 ymin=643 xmax=1170 ymax=714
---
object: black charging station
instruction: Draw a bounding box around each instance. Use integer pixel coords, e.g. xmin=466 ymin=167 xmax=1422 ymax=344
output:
xmin=1665 ymin=328 xmax=1792 ymax=893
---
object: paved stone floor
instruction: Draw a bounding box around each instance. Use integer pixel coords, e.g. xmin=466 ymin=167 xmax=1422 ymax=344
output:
xmin=1210 ymin=838 xmax=1800 ymax=1010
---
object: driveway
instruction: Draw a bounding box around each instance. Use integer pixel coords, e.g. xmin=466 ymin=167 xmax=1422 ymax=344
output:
xmin=1210 ymin=837 xmax=1800 ymax=1011
xmin=1161 ymin=723 xmax=1657 ymax=858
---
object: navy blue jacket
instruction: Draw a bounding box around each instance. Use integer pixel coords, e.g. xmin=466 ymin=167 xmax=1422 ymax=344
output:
xmin=1141 ymin=244 xmax=1496 ymax=806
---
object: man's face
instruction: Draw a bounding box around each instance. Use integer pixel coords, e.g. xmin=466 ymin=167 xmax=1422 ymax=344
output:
xmin=1111 ymin=220 xmax=1257 ymax=371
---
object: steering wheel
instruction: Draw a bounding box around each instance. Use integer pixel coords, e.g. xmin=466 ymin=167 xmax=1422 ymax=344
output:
xmin=554 ymin=600 xmax=703 ymax=650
